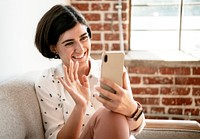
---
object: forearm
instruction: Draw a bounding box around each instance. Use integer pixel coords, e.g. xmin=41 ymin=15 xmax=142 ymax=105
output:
xmin=57 ymin=106 xmax=86 ymax=139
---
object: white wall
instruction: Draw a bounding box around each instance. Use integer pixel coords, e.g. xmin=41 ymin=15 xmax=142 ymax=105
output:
xmin=0 ymin=0 xmax=69 ymax=82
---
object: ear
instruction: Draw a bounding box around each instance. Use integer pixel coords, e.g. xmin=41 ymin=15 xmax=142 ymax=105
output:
xmin=50 ymin=45 xmax=57 ymax=53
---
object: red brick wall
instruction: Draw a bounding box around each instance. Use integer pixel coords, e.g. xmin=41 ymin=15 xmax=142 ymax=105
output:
xmin=126 ymin=60 xmax=200 ymax=122
xmin=71 ymin=0 xmax=129 ymax=51
xmin=71 ymin=0 xmax=200 ymax=122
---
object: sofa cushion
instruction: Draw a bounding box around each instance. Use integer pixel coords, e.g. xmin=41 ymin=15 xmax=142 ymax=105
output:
xmin=0 ymin=74 xmax=45 ymax=139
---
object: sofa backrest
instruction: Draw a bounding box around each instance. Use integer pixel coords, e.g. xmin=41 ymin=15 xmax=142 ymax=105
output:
xmin=0 ymin=74 xmax=45 ymax=139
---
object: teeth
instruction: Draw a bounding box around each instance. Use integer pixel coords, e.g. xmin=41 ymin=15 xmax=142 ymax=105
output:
xmin=73 ymin=54 xmax=84 ymax=59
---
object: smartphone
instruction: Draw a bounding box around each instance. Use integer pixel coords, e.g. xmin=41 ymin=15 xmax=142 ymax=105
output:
xmin=100 ymin=51 xmax=125 ymax=100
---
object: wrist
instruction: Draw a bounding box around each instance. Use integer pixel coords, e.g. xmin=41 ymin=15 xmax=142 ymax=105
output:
xmin=74 ymin=104 xmax=87 ymax=114
xmin=130 ymin=101 xmax=143 ymax=121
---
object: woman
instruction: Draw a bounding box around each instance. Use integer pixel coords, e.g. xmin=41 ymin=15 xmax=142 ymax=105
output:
xmin=34 ymin=4 xmax=145 ymax=139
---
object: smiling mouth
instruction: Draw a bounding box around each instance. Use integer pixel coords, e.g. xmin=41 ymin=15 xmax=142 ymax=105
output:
xmin=72 ymin=52 xmax=87 ymax=60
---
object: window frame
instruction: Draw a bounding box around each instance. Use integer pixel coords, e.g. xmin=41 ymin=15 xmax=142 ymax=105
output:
xmin=129 ymin=0 xmax=200 ymax=54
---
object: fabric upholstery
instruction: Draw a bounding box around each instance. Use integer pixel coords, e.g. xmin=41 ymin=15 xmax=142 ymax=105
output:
xmin=0 ymin=74 xmax=45 ymax=139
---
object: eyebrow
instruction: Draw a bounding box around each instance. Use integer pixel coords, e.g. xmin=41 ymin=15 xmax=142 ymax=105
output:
xmin=61 ymin=32 xmax=88 ymax=44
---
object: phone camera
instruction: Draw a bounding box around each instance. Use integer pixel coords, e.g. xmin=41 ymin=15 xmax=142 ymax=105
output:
xmin=104 ymin=55 xmax=108 ymax=62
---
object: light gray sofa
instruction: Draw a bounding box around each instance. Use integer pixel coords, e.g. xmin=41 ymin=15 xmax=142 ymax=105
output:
xmin=0 ymin=72 xmax=200 ymax=139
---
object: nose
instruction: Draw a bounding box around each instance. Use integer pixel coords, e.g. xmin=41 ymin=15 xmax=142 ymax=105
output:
xmin=75 ymin=41 xmax=84 ymax=52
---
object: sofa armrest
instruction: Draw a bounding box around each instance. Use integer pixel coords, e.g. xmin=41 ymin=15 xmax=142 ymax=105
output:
xmin=135 ymin=119 xmax=200 ymax=139
xmin=0 ymin=75 xmax=45 ymax=139
xmin=145 ymin=119 xmax=200 ymax=131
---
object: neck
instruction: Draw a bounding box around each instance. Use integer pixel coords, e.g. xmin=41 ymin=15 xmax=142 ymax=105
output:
xmin=78 ymin=59 xmax=90 ymax=83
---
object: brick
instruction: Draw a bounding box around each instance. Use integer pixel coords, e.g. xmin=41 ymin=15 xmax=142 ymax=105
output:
xmin=105 ymin=13 xmax=128 ymax=21
xmin=184 ymin=108 xmax=200 ymax=116
xmin=168 ymin=108 xmax=183 ymax=115
xmin=89 ymin=23 xmax=103 ymax=31
xmin=114 ymin=2 xmax=128 ymax=11
xmin=192 ymin=88 xmax=200 ymax=96
xmin=162 ymin=98 xmax=192 ymax=105
xmin=91 ymin=3 xmax=110 ymax=11
xmin=143 ymin=77 xmax=173 ymax=84
xmin=134 ymin=97 xmax=160 ymax=105
xmin=150 ymin=107 xmax=165 ymax=114
xmin=175 ymin=77 xmax=200 ymax=85
xmin=91 ymin=33 xmax=101 ymax=41
xmin=104 ymin=23 xmax=119 ymax=31
xmin=105 ymin=13 xmax=118 ymax=21
xmin=72 ymin=3 xmax=89 ymax=11
xmin=195 ymin=98 xmax=200 ymax=106
xmin=103 ymin=23 xmax=128 ymax=32
xmin=111 ymin=43 xmax=128 ymax=51
xmin=193 ymin=67 xmax=200 ymax=75
xmin=104 ymin=33 xmax=119 ymax=41
xmin=128 ymin=67 xmax=157 ymax=74
xmin=132 ymin=87 xmax=159 ymax=95
xmin=91 ymin=44 xmax=103 ymax=50
xmin=129 ymin=76 xmax=141 ymax=84
xmin=122 ymin=13 xmax=128 ymax=21
xmin=83 ymin=13 xmax=101 ymax=21
xmin=111 ymin=43 xmax=120 ymax=50
xmin=160 ymin=87 xmax=190 ymax=95
xmin=159 ymin=67 xmax=190 ymax=75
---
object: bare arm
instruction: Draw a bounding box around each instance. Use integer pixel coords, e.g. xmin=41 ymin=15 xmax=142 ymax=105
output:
xmin=57 ymin=61 xmax=90 ymax=139
xmin=57 ymin=106 xmax=86 ymax=139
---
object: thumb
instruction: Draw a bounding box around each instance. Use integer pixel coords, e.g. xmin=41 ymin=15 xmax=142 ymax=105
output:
xmin=123 ymin=70 xmax=130 ymax=90
xmin=82 ymin=75 xmax=89 ymax=88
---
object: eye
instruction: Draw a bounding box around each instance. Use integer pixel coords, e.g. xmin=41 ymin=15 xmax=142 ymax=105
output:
xmin=80 ymin=35 xmax=89 ymax=41
xmin=64 ymin=41 xmax=74 ymax=47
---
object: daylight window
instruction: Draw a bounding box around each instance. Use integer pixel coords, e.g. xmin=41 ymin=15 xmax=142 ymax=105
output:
xmin=130 ymin=0 xmax=200 ymax=51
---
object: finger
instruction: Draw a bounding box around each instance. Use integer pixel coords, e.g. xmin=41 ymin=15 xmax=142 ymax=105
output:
xmin=69 ymin=60 xmax=74 ymax=82
xmin=123 ymin=69 xmax=132 ymax=92
xmin=58 ymin=77 xmax=80 ymax=101
xmin=74 ymin=61 xmax=79 ymax=81
xmin=100 ymin=78 xmax=123 ymax=95
xmin=96 ymin=86 xmax=117 ymax=101
xmin=95 ymin=95 xmax=115 ymax=110
xmin=123 ymin=71 xmax=128 ymax=90
xmin=63 ymin=65 xmax=71 ymax=85
xmin=82 ymin=75 xmax=89 ymax=88
xmin=58 ymin=76 xmax=71 ymax=92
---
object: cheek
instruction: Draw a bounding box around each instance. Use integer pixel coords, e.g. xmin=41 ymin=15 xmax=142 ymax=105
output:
xmin=58 ymin=48 xmax=74 ymax=60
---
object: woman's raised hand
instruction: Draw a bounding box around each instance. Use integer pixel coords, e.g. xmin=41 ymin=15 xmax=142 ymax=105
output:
xmin=58 ymin=60 xmax=90 ymax=108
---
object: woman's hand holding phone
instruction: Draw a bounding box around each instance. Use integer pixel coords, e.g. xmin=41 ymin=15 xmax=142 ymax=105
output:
xmin=95 ymin=69 xmax=137 ymax=117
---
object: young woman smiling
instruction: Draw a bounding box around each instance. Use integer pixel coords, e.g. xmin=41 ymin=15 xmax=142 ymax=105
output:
xmin=34 ymin=4 xmax=145 ymax=139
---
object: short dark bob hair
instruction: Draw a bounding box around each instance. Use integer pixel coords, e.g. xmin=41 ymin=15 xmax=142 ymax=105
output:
xmin=35 ymin=5 xmax=91 ymax=59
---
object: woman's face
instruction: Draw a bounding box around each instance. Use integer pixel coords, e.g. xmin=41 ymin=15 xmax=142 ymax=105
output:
xmin=53 ymin=23 xmax=91 ymax=70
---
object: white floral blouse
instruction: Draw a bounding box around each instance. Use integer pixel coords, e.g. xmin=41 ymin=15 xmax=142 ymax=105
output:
xmin=35 ymin=58 xmax=145 ymax=139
